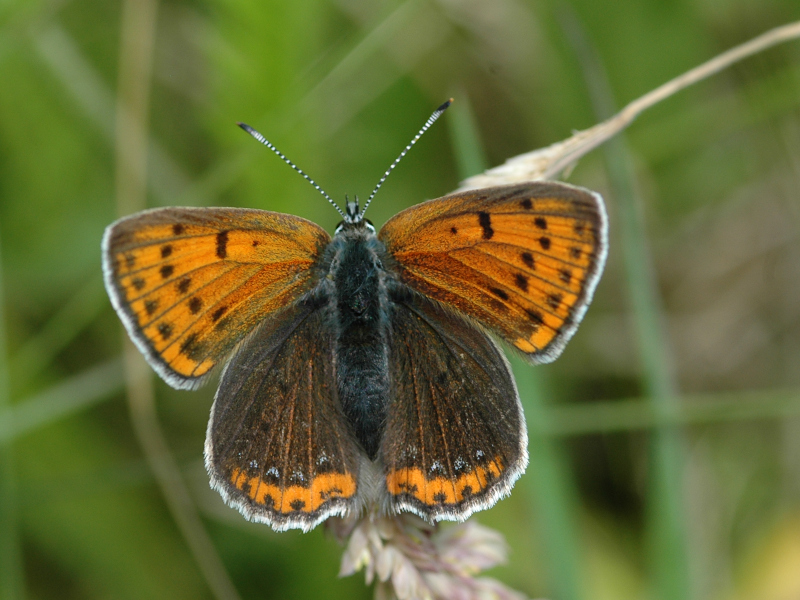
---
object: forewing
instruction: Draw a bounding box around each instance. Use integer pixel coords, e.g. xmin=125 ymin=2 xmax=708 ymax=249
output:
xmin=205 ymin=301 xmax=362 ymax=532
xmin=102 ymin=207 xmax=330 ymax=388
xmin=379 ymin=182 xmax=607 ymax=363
xmin=381 ymin=289 xmax=527 ymax=522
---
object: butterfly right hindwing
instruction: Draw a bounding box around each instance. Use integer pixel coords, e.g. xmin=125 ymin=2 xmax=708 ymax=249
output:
xmin=380 ymin=286 xmax=528 ymax=522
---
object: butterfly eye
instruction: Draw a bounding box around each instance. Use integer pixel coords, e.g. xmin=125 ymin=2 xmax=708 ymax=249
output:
xmin=364 ymin=219 xmax=376 ymax=233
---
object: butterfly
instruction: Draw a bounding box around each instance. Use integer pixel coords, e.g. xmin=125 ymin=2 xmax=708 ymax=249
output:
xmin=102 ymin=101 xmax=607 ymax=531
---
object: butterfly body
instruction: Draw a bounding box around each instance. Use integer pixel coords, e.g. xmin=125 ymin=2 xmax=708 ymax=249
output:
xmin=325 ymin=218 xmax=391 ymax=459
xmin=103 ymin=181 xmax=607 ymax=531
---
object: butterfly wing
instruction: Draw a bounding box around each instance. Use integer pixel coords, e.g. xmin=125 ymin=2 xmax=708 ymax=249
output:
xmin=381 ymin=288 xmax=526 ymax=521
xmin=102 ymin=207 xmax=330 ymax=389
xmin=206 ymin=299 xmax=363 ymax=532
xmin=379 ymin=182 xmax=607 ymax=363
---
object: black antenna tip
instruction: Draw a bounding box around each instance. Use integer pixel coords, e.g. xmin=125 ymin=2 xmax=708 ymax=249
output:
xmin=237 ymin=122 xmax=254 ymax=133
xmin=437 ymin=98 xmax=454 ymax=111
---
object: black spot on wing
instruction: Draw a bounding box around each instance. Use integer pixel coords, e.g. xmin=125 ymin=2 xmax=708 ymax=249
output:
xmin=160 ymin=245 xmax=173 ymax=258
xmin=489 ymin=287 xmax=508 ymax=300
xmin=216 ymin=231 xmax=229 ymax=259
xmin=526 ymin=309 xmax=544 ymax=330
xmin=144 ymin=299 xmax=159 ymax=315
xmin=514 ymin=273 xmax=528 ymax=292
xmin=157 ymin=322 xmax=173 ymax=340
xmin=534 ymin=217 xmax=547 ymax=230
xmin=538 ymin=237 xmax=551 ymax=250
xmin=180 ymin=333 xmax=203 ymax=360
xmin=398 ymin=481 xmax=418 ymax=494
xmin=521 ymin=252 xmax=535 ymax=269
xmin=478 ymin=212 xmax=494 ymax=240
xmin=262 ymin=467 xmax=280 ymax=484
xmin=132 ymin=277 xmax=146 ymax=291
xmin=237 ymin=478 xmax=252 ymax=497
xmin=177 ymin=277 xmax=191 ymax=294
xmin=160 ymin=265 xmax=174 ymax=279
xmin=172 ymin=224 xmax=185 ymax=235
xmin=559 ymin=268 xmax=572 ymax=284
xmin=211 ymin=306 xmax=227 ymax=322
xmin=547 ymin=293 xmax=563 ymax=310
xmin=188 ymin=297 xmax=202 ymax=314
xmin=520 ymin=198 xmax=532 ymax=210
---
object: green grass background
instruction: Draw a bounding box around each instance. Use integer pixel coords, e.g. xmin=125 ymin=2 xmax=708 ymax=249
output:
xmin=2 ymin=0 xmax=800 ymax=598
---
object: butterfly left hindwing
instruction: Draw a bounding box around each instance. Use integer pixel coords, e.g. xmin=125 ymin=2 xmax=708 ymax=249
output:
xmin=206 ymin=300 xmax=362 ymax=532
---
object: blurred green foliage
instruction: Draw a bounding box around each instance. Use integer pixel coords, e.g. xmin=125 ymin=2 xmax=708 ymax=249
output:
xmin=1 ymin=0 xmax=800 ymax=598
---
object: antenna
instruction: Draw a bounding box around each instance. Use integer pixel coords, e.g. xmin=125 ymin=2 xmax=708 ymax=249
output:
xmin=237 ymin=122 xmax=345 ymax=218
xmin=359 ymin=99 xmax=453 ymax=219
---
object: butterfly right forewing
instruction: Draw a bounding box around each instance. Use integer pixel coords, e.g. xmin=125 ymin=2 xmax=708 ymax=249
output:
xmin=379 ymin=182 xmax=607 ymax=364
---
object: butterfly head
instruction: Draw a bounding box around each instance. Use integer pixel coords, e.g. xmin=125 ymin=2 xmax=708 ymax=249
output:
xmin=335 ymin=195 xmax=375 ymax=235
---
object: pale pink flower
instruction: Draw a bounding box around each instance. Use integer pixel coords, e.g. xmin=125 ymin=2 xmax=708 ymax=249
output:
xmin=328 ymin=513 xmax=530 ymax=600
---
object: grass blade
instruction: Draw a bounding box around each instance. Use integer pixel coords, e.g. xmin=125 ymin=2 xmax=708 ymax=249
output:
xmin=559 ymin=10 xmax=691 ymax=600
xmin=0 ymin=230 xmax=25 ymax=598
xmin=0 ymin=358 xmax=124 ymax=443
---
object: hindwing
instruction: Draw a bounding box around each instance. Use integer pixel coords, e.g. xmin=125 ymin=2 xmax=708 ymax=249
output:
xmin=206 ymin=300 xmax=362 ymax=532
xmin=381 ymin=287 xmax=527 ymax=521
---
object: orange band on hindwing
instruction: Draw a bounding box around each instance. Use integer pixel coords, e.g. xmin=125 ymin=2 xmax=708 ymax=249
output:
xmin=230 ymin=469 xmax=357 ymax=514
xmin=386 ymin=457 xmax=504 ymax=506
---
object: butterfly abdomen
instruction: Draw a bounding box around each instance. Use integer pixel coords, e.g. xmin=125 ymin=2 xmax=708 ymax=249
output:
xmin=329 ymin=229 xmax=391 ymax=459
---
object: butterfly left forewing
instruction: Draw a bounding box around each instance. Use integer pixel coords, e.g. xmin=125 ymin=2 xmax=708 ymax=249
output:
xmin=381 ymin=289 xmax=527 ymax=522
xmin=103 ymin=207 xmax=330 ymax=388
xmin=379 ymin=182 xmax=607 ymax=363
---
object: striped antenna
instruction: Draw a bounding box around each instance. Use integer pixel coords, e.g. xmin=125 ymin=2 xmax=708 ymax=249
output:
xmin=237 ymin=122 xmax=345 ymax=218
xmin=359 ymin=99 xmax=453 ymax=219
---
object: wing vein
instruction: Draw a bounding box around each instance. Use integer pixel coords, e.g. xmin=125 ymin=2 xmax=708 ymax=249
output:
xmin=440 ymin=255 xmax=571 ymax=323
xmin=280 ymin=381 xmax=297 ymax=512
xmin=426 ymin=366 xmax=458 ymax=502
xmin=126 ymin=259 xmax=240 ymax=305
xmin=471 ymin=245 xmax=579 ymax=295
xmin=216 ymin=309 xmax=314 ymax=464
xmin=136 ymin=263 xmax=244 ymax=326
xmin=398 ymin=300 xmax=516 ymax=492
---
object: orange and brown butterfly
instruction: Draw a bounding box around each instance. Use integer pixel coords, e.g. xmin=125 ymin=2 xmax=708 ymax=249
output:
xmin=102 ymin=101 xmax=607 ymax=531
